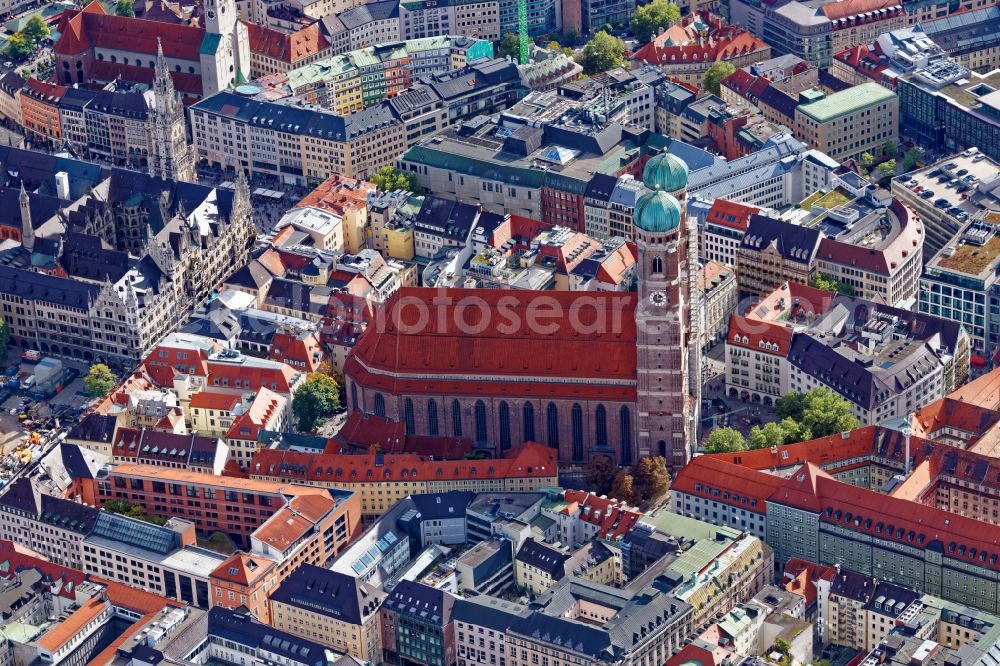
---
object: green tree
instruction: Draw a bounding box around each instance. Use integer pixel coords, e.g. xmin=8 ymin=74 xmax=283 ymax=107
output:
xmin=630 ymin=0 xmax=681 ymax=43
xmin=370 ymin=165 xmax=417 ymax=192
xmin=115 ymin=0 xmax=135 ymax=15
xmin=702 ymin=61 xmax=735 ymax=96
xmin=84 ymin=363 xmax=117 ymax=398
xmin=497 ymin=32 xmax=520 ymax=59
xmin=775 ymin=393 xmax=806 ymax=421
xmin=748 ymin=418 xmax=811 ymax=449
xmin=810 ymin=272 xmax=855 ymax=295
xmin=22 ymin=15 xmax=49 ymax=43
xmin=292 ymin=373 xmax=341 ymax=432
xmin=877 ymin=158 xmax=897 ymax=180
xmin=564 ymin=28 xmax=579 ymax=44
xmin=631 ymin=456 xmax=670 ymax=501
xmin=609 ymin=471 xmax=636 ymax=505
xmin=578 ymin=31 xmax=626 ymax=74
xmin=704 ymin=426 xmax=747 ymax=453
xmin=860 ymin=152 xmax=875 ymax=168
xmin=882 ymin=140 xmax=898 ymax=157
xmin=800 ymin=388 xmax=859 ymax=437
xmin=585 ymin=455 xmax=618 ymax=496
xmin=5 ymin=33 xmax=33 ymax=60
xmin=902 ymin=147 xmax=923 ymax=171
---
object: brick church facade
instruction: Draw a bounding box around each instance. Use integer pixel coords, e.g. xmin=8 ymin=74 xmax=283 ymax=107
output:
xmin=343 ymin=152 xmax=700 ymax=469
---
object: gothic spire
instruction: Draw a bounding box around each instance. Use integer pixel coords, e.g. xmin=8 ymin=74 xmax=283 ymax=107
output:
xmin=154 ymin=37 xmax=174 ymax=97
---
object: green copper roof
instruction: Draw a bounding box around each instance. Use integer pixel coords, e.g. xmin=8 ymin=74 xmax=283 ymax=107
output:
xmin=642 ymin=151 xmax=688 ymax=192
xmin=200 ymin=33 xmax=222 ymax=56
xmin=797 ymin=82 xmax=897 ymax=123
xmin=634 ymin=189 xmax=682 ymax=233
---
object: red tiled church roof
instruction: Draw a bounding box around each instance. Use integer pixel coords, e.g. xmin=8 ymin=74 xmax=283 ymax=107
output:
xmin=56 ymin=1 xmax=205 ymax=60
xmin=345 ymin=288 xmax=638 ymax=401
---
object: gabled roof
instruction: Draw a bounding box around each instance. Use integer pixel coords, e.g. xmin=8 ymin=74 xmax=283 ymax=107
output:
xmin=55 ymin=2 xmax=205 ymax=60
xmin=246 ymin=22 xmax=330 ymax=65
xmin=705 ymin=198 xmax=759 ymax=232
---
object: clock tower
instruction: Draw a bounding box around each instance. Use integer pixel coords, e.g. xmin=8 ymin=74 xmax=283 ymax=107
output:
xmin=633 ymin=152 xmax=701 ymax=470
xmin=200 ymin=0 xmax=250 ymax=96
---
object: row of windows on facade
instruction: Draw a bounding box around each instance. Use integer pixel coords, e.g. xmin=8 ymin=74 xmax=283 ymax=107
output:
xmin=359 ymin=386 xmax=634 ymax=465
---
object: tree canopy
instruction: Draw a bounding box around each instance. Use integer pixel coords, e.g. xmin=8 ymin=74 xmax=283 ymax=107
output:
xmin=578 ymin=31 xmax=626 ymax=74
xmin=631 ymin=456 xmax=670 ymax=501
xmin=0 ymin=318 xmax=10 ymax=358
xmin=292 ymin=373 xmax=341 ymax=432
xmin=497 ymin=33 xmax=520 ymax=59
xmin=114 ymin=0 xmax=135 ymax=15
xmin=810 ymin=272 xmax=855 ymax=295
xmin=902 ymin=147 xmax=923 ymax=171
xmin=704 ymin=427 xmax=747 ymax=453
xmin=774 ymin=388 xmax=859 ymax=438
xmin=585 ymin=455 xmax=618 ymax=496
xmin=84 ymin=363 xmax=117 ymax=398
xmin=609 ymin=471 xmax=636 ymax=505
xmin=630 ymin=0 xmax=681 ymax=43
xmin=5 ymin=33 xmax=34 ymax=60
xmin=22 ymin=15 xmax=49 ymax=43
xmin=370 ymin=165 xmax=418 ymax=193
xmin=703 ymin=61 xmax=735 ymax=96
xmin=748 ymin=418 xmax=810 ymax=450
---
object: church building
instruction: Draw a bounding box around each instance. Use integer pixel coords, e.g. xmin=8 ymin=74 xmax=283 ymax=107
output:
xmin=342 ymin=152 xmax=701 ymax=469
xmin=54 ymin=0 xmax=250 ymax=98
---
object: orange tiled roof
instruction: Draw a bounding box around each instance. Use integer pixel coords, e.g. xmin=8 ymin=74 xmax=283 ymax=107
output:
xmin=295 ymin=175 xmax=374 ymax=215
xmin=948 ymin=367 xmax=1000 ymax=409
xmin=189 ymin=391 xmax=242 ymax=411
xmin=705 ymin=199 xmax=759 ymax=233
xmin=822 ymin=0 xmax=902 ymax=21
xmin=38 ymin=598 xmax=106 ymax=651
xmin=246 ymin=22 xmax=330 ymax=64
xmin=55 ymin=2 xmax=205 ymax=59
xmin=106 ymin=463 xmax=333 ymax=496
xmin=672 ymin=456 xmax=785 ymax=508
xmin=698 ymin=261 xmax=733 ymax=294
xmin=210 ymin=552 xmax=275 ymax=587
xmin=726 ymin=315 xmax=794 ymax=356
xmin=251 ymin=441 xmax=557 ymax=484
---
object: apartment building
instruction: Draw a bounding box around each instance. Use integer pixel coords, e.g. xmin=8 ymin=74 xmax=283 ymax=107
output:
xmin=700 ymin=261 xmax=738 ymax=348
xmin=632 ymin=13 xmax=772 ymax=87
xmin=0 ymin=479 xmax=99 ymax=569
xmin=269 ymin=564 xmax=384 ymax=661
xmin=453 ymin=596 xmax=529 ymax=666
xmin=737 ymin=214 xmax=822 ymax=296
xmin=794 ymin=83 xmax=898 ymax=162
xmin=85 ymin=464 xmax=361 ymax=551
xmin=399 ymin=0 xmax=501 ymax=41
xmin=249 ymin=443 xmax=558 ymax=520
xmin=701 ymin=199 xmax=759 ymax=267
xmin=286 ymin=36 xmax=493 ymax=113
xmin=725 ymin=281 xmax=968 ymax=422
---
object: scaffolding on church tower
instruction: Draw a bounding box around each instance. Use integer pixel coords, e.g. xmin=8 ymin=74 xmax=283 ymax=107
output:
xmin=518 ymin=0 xmax=529 ymax=65
xmin=686 ymin=211 xmax=702 ymax=453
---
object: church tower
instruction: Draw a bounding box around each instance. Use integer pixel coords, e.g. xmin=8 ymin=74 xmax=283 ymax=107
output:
xmin=633 ymin=152 xmax=700 ymax=469
xmin=19 ymin=182 xmax=33 ymax=252
xmin=200 ymin=0 xmax=250 ymax=95
xmin=149 ymin=39 xmax=195 ymax=182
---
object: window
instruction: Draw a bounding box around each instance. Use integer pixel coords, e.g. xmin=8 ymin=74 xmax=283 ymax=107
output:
xmin=595 ymin=404 xmax=607 ymax=448
xmin=523 ymin=402 xmax=535 ymax=442
xmin=452 ymin=400 xmax=463 ymax=438
xmin=404 ymin=398 xmax=415 ymax=435
xmin=652 ymin=256 xmax=663 ymax=274
xmin=474 ymin=400 xmax=488 ymax=442
xmin=572 ymin=403 xmax=584 ymax=461
xmin=498 ymin=401 xmax=511 ymax=450
xmin=350 ymin=383 xmax=358 ymax=409
xmin=373 ymin=393 xmax=385 ymax=417
xmin=620 ymin=406 xmax=632 ymax=466
xmin=428 ymin=399 xmax=439 ymax=436
xmin=547 ymin=403 xmax=559 ymax=450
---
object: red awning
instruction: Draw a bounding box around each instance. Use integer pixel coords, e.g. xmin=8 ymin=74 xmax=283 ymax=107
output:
xmin=972 ymin=356 xmax=987 ymax=368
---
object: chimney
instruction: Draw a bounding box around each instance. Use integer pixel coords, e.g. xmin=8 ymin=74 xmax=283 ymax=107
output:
xmin=55 ymin=171 xmax=70 ymax=200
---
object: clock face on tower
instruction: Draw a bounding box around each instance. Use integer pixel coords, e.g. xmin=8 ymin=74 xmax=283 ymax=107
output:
xmin=207 ymin=8 xmax=216 ymax=18
xmin=649 ymin=291 xmax=666 ymax=306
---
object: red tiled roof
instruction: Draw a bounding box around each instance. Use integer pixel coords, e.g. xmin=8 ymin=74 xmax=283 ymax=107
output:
xmin=634 ymin=29 xmax=768 ymax=67
xmin=782 ymin=557 xmax=835 ymax=606
xmin=210 ymin=552 xmax=274 ymax=587
xmin=189 ymin=391 xmax=242 ymax=411
xmin=948 ymin=367 xmax=1000 ymax=409
xmin=38 ymin=598 xmax=106 ymax=651
xmin=345 ymin=288 xmax=638 ymax=401
xmin=295 ymin=175 xmax=373 ymax=214
xmin=672 ymin=456 xmax=785 ymax=510
xmin=769 ymin=463 xmax=831 ymax=512
xmin=913 ymin=398 xmax=1000 ymax=442
xmin=596 ymin=242 xmax=636 ymax=286
xmin=247 ymin=22 xmax=330 ymax=64
xmin=55 ymin=2 xmax=205 ymax=60
xmin=706 ymin=425 xmax=880 ymax=472
xmin=706 ymin=199 xmax=759 ymax=233
xmin=562 ymin=490 xmax=642 ymax=540
xmin=726 ymin=315 xmax=794 ymax=356
xmin=0 ymin=545 xmax=84 ymax=599
xmin=251 ymin=441 xmax=557 ymax=484
xmin=699 ymin=261 xmax=733 ymax=295
xmin=86 ymin=60 xmax=203 ymax=97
